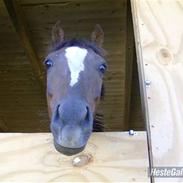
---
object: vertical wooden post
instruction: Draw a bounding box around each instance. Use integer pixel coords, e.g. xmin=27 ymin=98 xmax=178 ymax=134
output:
xmin=124 ymin=0 xmax=135 ymax=130
xmin=131 ymin=0 xmax=183 ymax=182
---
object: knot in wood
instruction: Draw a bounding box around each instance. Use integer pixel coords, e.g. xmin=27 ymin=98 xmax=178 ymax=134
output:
xmin=157 ymin=47 xmax=173 ymax=65
xmin=72 ymin=154 xmax=93 ymax=167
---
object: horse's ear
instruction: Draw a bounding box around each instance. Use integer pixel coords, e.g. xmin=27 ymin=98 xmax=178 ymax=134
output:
xmin=91 ymin=24 xmax=104 ymax=47
xmin=51 ymin=20 xmax=64 ymax=47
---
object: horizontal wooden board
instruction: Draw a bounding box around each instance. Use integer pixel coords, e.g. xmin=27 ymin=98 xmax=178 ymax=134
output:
xmin=0 ymin=132 xmax=149 ymax=182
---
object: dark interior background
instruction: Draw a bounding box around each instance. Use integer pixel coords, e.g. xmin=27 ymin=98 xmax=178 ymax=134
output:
xmin=0 ymin=0 xmax=144 ymax=132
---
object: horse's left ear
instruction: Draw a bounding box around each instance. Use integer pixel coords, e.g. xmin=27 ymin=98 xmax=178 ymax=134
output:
xmin=51 ymin=20 xmax=64 ymax=47
xmin=91 ymin=24 xmax=104 ymax=47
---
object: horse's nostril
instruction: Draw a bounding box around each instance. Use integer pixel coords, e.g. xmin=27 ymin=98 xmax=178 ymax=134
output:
xmin=57 ymin=104 xmax=61 ymax=114
xmin=85 ymin=106 xmax=90 ymax=121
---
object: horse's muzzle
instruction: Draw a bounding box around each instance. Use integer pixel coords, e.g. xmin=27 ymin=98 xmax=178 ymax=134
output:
xmin=54 ymin=140 xmax=85 ymax=156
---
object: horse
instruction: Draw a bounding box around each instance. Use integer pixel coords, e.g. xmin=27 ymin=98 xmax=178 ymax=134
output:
xmin=44 ymin=21 xmax=107 ymax=156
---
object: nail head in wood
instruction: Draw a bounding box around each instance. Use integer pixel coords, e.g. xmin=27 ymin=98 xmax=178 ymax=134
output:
xmin=145 ymin=80 xmax=151 ymax=86
xmin=129 ymin=130 xmax=135 ymax=136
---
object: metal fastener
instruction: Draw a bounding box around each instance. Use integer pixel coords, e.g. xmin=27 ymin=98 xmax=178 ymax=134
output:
xmin=129 ymin=129 xmax=135 ymax=136
xmin=145 ymin=80 xmax=151 ymax=86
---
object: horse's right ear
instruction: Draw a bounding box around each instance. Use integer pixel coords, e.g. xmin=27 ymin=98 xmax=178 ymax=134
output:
xmin=91 ymin=24 xmax=104 ymax=47
xmin=51 ymin=20 xmax=64 ymax=47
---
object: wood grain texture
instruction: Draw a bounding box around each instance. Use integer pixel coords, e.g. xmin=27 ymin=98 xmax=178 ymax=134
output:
xmin=131 ymin=0 xmax=183 ymax=181
xmin=0 ymin=2 xmax=49 ymax=132
xmin=124 ymin=0 xmax=134 ymax=130
xmin=0 ymin=132 xmax=149 ymax=182
xmin=129 ymin=56 xmax=144 ymax=130
xmin=2 ymin=0 xmax=44 ymax=87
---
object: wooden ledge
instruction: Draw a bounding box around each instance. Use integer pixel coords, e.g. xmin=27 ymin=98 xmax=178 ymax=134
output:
xmin=0 ymin=132 xmax=149 ymax=182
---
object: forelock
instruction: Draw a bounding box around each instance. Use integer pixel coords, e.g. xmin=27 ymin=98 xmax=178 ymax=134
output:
xmin=51 ymin=39 xmax=107 ymax=58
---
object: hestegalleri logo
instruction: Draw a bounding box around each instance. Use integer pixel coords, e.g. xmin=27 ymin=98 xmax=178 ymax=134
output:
xmin=149 ymin=167 xmax=183 ymax=178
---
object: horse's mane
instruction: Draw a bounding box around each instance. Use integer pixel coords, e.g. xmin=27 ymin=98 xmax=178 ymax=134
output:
xmin=51 ymin=39 xmax=106 ymax=132
xmin=93 ymin=83 xmax=105 ymax=132
xmin=51 ymin=38 xmax=107 ymax=58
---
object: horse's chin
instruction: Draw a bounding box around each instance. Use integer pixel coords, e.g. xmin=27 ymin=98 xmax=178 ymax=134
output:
xmin=54 ymin=140 xmax=85 ymax=156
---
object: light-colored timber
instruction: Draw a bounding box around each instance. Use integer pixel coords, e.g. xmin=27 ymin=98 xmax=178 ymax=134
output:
xmin=131 ymin=0 xmax=183 ymax=182
xmin=0 ymin=132 xmax=149 ymax=182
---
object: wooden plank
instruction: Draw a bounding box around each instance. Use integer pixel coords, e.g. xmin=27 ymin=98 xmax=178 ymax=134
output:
xmin=131 ymin=0 xmax=183 ymax=181
xmin=0 ymin=132 xmax=149 ymax=182
xmin=20 ymin=0 xmax=102 ymax=6
xmin=0 ymin=1 xmax=48 ymax=133
xmin=129 ymin=59 xmax=144 ymax=130
xmin=2 ymin=0 xmax=44 ymax=87
xmin=124 ymin=0 xmax=135 ymax=130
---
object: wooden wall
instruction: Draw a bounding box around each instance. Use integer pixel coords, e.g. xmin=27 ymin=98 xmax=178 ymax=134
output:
xmin=0 ymin=0 xmax=144 ymax=132
xmin=132 ymin=0 xmax=183 ymax=181
xmin=0 ymin=1 xmax=49 ymax=132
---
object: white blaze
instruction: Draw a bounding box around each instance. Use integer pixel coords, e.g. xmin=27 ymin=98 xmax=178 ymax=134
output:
xmin=65 ymin=47 xmax=87 ymax=87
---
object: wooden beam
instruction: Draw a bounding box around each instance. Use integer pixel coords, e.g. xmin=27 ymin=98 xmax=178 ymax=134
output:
xmin=0 ymin=132 xmax=149 ymax=182
xmin=0 ymin=117 xmax=8 ymax=132
xmin=131 ymin=0 xmax=183 ymax=182
xmin=124 ymin=0 xmax=135 ymax=130
xmin=2 ymin=0 xmax=44 ymax=87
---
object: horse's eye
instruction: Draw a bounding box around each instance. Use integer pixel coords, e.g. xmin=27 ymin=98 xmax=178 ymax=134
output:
xmin=99 ymin=64 xmax=107 ymax=74
xmin=44 ymin=59 xmax=53 ymax=69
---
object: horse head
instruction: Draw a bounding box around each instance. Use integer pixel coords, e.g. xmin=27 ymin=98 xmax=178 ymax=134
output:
xmin=45 ymin=21 xmax=107 ymax=155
